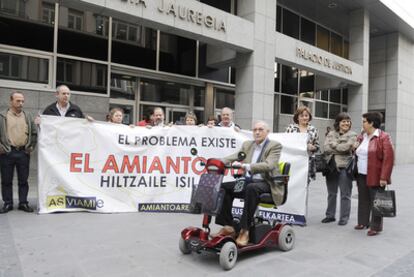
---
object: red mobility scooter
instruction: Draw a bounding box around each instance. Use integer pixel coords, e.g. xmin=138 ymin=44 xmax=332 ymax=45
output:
xmin=179 ymin=149 xmax=295 ymax=270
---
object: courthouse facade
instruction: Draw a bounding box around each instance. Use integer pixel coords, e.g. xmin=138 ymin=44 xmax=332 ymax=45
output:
xmin=1 ymin=0 xmax=414 ymax=163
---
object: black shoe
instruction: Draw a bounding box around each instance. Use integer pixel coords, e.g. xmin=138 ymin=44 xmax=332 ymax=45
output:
xmin=321 ymin=217 xmax=336 ymax=223
xmin=0 ymin=204 xmax=13 ymax=214
xmin=18 ymin=203 xmax=34 ymax=213
xmin=338 ymin=220 xmax=348 ymax=226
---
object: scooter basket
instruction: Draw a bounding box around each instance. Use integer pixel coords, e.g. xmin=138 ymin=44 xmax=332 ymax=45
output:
xmin=190 ymin=174 xmax=224 ymax=215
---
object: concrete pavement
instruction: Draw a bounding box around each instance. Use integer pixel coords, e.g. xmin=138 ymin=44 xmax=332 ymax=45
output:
xmin=1 ymin=164 xmax=414 ymax=277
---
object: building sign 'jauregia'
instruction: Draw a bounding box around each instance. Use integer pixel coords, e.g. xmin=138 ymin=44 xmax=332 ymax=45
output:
xmin=120 ymin=0 xmax=226 ymax=33
xmin=296 ymin=47 xmax=352 ymax=75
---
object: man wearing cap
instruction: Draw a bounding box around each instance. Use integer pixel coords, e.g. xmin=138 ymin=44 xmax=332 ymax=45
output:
xmin=212 ymin=120 xmax=283 ymax=247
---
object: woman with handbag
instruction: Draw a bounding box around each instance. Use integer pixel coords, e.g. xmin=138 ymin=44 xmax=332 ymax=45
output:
xmin=354 ymin=112 xmax=394 ymax=236
xmin=321 ymin=113 xmax=357 ymax=225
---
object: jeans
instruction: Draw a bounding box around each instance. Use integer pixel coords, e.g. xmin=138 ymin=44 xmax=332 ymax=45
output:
xmin=0 ymin=149 xmax=30 ymax=205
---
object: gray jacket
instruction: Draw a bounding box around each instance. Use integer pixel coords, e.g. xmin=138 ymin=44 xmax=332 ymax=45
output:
xmin=0 ymin=109 xmax=37 ymax=153
xmin=324 ymin=130 xmax=357 ymax=168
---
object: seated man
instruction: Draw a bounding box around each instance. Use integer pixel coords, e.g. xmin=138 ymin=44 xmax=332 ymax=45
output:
xmin=213 ymin=120 xmax=283 ymax=247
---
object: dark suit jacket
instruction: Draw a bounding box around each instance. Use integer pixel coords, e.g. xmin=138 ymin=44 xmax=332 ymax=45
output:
xmin=222 ymin=139 xmax=284 ymax=205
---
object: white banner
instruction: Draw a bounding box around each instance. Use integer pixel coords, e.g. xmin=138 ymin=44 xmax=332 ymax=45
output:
xmin=38 ymin=116 xmax=309 ymax=224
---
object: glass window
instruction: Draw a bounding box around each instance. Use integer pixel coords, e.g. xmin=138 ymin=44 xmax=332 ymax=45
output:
xmin=299 ymin=70 xmax=314 ymax=97
xmin=198 ymin=43 xmax=229 ymax=83
xmin=111 ymin=20 xmax=157 ymax=69
xmin=68 ymin=9 xmax=83 ymax=31
xmin=329 ymin=104 xmax=341 ymax=119
xmin=343 ymin=40 xmax=349 ymax=59
xmin=330 ymin=89 xmax=341 ymax=103
xmin=282 ymin=9 xmax=299 ymax=39
xmin=200 ymin=0 xmax=232 ymax=13
xmin=215 ymin=89 xmax=235 ymax=109
xmin=140 ymin=79 xmax=190 ymax=105
xmin=230 ymin=67 xmax=236 ymax=84
xmin=330 ymin=32 xmax=343 ymax=56
xmin=110 ymin=74 xmax=137 ymax=100
xmin=276 ymin=6 xmax=282 ymax=32
xmin=58 ymin=5 xmax=108 ymax=61
xmin=56 ymin=58 xmax=107 ymax=94
xmin=300 ymin=18 xmax=315 ymax=45
xmin=0 ymin=52 xmax=48 ymax=84
xmin=0 ymin=0 xmax=54 ymax=51
xmin=194 ymin=110 xmax=205 ymax=125
xmin=42 ymin=2 xmax=55 ymax=25
xmin=194 ymin=87 xmax=205 ymax=107
xmin=159 ymin=32 xmax=196 ymax=77
xmin=342 ymin=88 xmax=348 ymax=104
xmin=316 ymin=25 xmax=330 ymax=52
xmin=315 ymin=101 xmax=328 ymax=118
xmin=274 ymin=63 xmax=280 ymax=93
xmin=0 ymin=0 xmax=25 ymax=16
xmin=281 ymin=65 xmax=298 ymax=95
xmin=299 ymin=99 xmax=313 ymax=112
xmin=315 ymin=89 xmax=329 ymax=101
xmin=280 ymin=95 xmax=296 ymax=114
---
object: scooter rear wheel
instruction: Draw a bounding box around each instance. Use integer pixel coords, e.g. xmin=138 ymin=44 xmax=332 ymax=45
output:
xmin=278 ymin=225 xmax=295 ymax=251
xmin=219 ymin=241 xmax=238 ymax=270
xmin=179 ymin=237 xmax=191 ymax=254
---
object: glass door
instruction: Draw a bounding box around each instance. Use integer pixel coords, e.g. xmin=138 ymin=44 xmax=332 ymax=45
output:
xmin=165 ymin=107 xmax=189 ymax=125
xmin=110 ymin=72 xmax=139 ymax=124
xmin=109 ymin=99 xmax=135 ymax=125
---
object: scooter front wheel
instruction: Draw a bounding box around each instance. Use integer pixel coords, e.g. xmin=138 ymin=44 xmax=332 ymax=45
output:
xmin=179 ymin=237 xmax=191 ymax=254
xmin=219 ymin=241 xmax=238 ymax=270
xmin=278 ymin=225 xmax=295 ymax=251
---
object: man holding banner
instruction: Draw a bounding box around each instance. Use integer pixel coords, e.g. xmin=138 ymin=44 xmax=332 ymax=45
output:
xmin=212 ymin=121 xmax=283 ymax=247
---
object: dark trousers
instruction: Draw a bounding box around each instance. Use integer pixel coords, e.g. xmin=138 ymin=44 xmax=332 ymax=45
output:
xmin=325 ymin=169 xmax=353 ymax=222
xmin=0 ymin=150 xmax=30 ymax=205
xmin=215 ymin=180 xmax=270 ymax=230
xmin=356 ymin=174 xmax=383 ymax=231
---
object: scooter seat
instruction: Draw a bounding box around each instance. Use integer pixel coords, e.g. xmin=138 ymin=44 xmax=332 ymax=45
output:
xmin=259 ymin=193 xmax=274 ymax=204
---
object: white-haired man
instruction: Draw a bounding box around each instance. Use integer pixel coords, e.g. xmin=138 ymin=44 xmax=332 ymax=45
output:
xmin=43 ymin=85 xmax=84 ymax=118
xmin=218 ymin=107 xmax=240 ymax=129
xmin=212 ymin=121 xmax=283 ymax=247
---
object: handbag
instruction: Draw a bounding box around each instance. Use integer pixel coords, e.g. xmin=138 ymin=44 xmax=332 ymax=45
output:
xmin=372 ymin=188 xmax=396 ymax=217
xmin=314 ymin=153 xmax=327 ymax=172
xmin=345 ymin=155 xmax=358 ymax=178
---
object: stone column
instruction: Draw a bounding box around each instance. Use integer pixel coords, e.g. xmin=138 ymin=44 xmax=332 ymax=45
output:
xmin=348 ymin=9 xmax=370 ymax=131
xmin=235 ymin=0 xmax=276 ymax=129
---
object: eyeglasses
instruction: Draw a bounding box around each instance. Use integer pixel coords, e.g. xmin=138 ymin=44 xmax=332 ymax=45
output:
xmin=253 ymin=128 xmax=265 ymax=132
